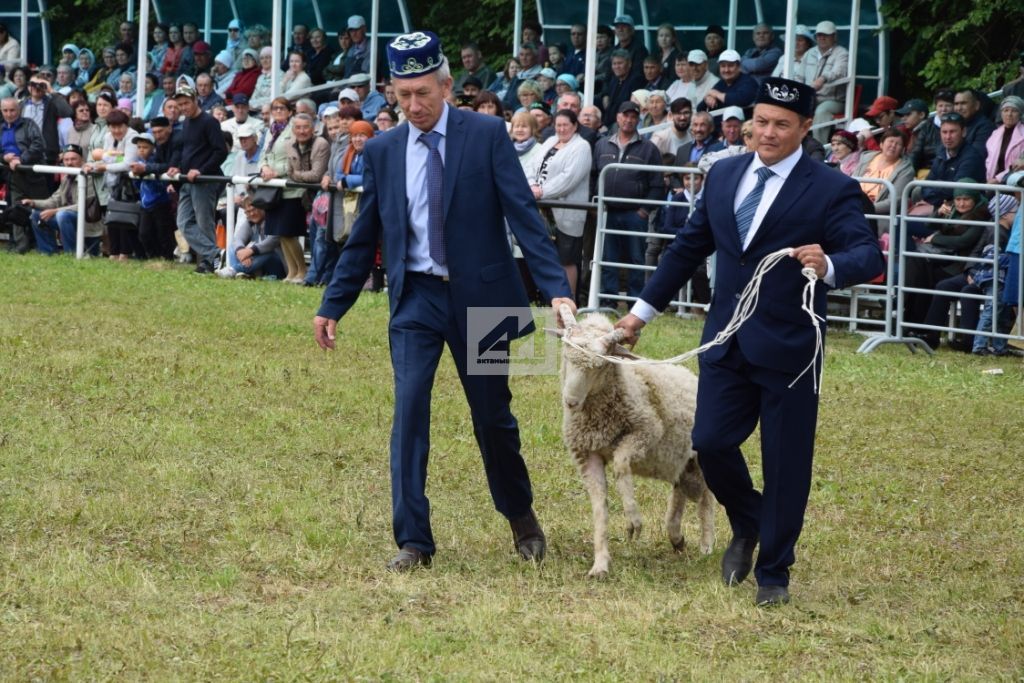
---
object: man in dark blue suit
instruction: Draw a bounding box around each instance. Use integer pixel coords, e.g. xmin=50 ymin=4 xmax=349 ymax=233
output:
xmin=616 ymin=78 xmax=883 ymax=606
xmin=313 ymin=32 xmax=575 ymax=572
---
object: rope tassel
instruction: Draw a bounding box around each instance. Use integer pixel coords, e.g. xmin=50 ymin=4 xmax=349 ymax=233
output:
xmin=562 ymin=247 xmax=824 ymax=393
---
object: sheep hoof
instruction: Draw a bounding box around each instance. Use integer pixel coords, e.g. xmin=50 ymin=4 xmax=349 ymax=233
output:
xmin=700 ymin=537 xmax=715 ymax=555
xmin=627 ymin=522 xmax=642 ymax=540
xmin=587 ymin=566 xmax=609 ymax=579
xmin=671 ymin=538 xmax=686 ymax=553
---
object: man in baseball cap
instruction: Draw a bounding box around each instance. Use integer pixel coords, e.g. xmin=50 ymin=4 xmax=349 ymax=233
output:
xmin=702 ymin=49 xmax=758 ymax=114
xmin=807 ymin=19 xmax=850 ymax=142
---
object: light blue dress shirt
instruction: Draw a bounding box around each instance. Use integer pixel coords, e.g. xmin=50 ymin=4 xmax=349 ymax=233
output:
xmin=405 ymin=102 xmax=450 ymax=276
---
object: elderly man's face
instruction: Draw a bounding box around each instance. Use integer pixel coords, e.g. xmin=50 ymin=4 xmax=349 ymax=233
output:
xmin=611 ymin=57 xmax=629 ymax=78
xmin=183 ymin=25 xmax=197 ymax=43
xmin=195 ymin=52 xmax=212 ymax=68
xmin=718 ymin=60 xmax=740 ymax=81
xmin=162 ymin=99 xmax=180 ymax=120
xmin=196 ymin=76 xmax=213 ymax=97
xmin=815 ymin=32 xmax=836 ymax=51
xmin=557 ymin=94 xmax=581 ymax=115
xmin=614 ymin=23 xmax=634 ymax=45
xmin=518 ymin=47 xmax=536 ymax=68
xmin=690 ymin=114 xmax=713 ymax=141
xmin=616 ymin=110 xmax=639 ymax=135
xmin=151 ymin=123 xmax=171 ymax=143
xmin=2 ymin=100 xmax=20 ymax=123
xmin=62 ymin=151 xmax=84 ymax=167
xmin=461 ymin=48 xmax=480 ymax=71
xmin=393 ymin=71 xmax=451 ymax=132
xmin=722 ymin=118 xmax=742 ymax=143
xmin=580 ymin=106 xmax=600 ymax=129
xmin=753 ymin=26 xmax=773 ymax=48
xmin=643 ymin=61 xmax=662 ymax=82
xmin=292 ymin=25 xmax=308 ymax=44
xmin=954 ymin=91 xmax=978 ymax=119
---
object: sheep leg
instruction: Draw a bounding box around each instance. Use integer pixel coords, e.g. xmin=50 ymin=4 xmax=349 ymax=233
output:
xmin=697 ymin=485 xmax=716 ymax=555
xmin=611 ymin=445 xmax=643 ymax=541
xmin=580 ymin=452 xmax=611 ymax=578
xmin=666 ymin=482 xmax=687 ymax=552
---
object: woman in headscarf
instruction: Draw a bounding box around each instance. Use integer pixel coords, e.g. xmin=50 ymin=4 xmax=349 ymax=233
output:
xmin=74 ymin=48 xmax=96 ymax=89
xmin=985 ymin=96 xmax=1024 ymax=184
xmin=825 ymin=130 xmax=861 ymax=176
xmin=85 ymin=47 xmax=117 ymax=95
xmin=248 ymin=47 xmax=276 ymax=110
xmin=225 ymin=48 xmax=260 ymax=104
xmin=149 ymin=23 xmax=170 ymax=74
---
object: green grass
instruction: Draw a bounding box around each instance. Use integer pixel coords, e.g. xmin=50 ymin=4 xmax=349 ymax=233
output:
xmin=1 ymin=252 xmax=1022 ymax=680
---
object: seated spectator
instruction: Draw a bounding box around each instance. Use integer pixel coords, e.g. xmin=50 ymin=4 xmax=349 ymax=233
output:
xmin=245 ymin=24 xmax=269 ymax=52
xmin=306 ymin=28 xmax=335 ymax=86
xmin=554 ymin=74 xmax=578 ymax=99
xmin=140 ymin=73 xmax=165 ymax=121
xmin=460 ymin=76 xmax=484 ymax=99
xmin=374 ymin=107 xmax=398 ymax=131
xmin=562 ymin=24 xmax=586 ymax=77
xmin=115 ymin=72 xmax=136 ymax=110
xmin=698 ymin=118 xmax=757 ymax=173
xmin=654 ymin=24 xmax=681 ymax=77
xmin=1003 ymin=50 xmax=1024 ymax=99
xmin=528 ymin=102 xmax=552 ymax=139
xmin=161 ymin=25 xmax=186 ymax=75
xmin=612 ymin=15 xmax=646 ymax=80
xmin=741 ymin=22 xmax=782 ymax=84
xmin=473 ymin=91 xmax=505 ymax=121
xmin=107 ymin=44 xmax=136 ymax=88
xmin=488 ymin=58 xmax=520 ymax=102
xmin=772 ymin=24 xmax=817 ymax=83
xmin=0 ymin=22 xmax=21 ymax=73
xmin=343 ymin=15 xmax=371 ymax=78
xmin=699 ymin=49 xmax=757 ymax=116
xmin=651 ymin=96 xmax=692 ymax=155
xmin=188 ymin=40 xmax=214 ymax=78
xmin=348 ymin=72 xmax=385 ymax=119
xmin=546 ymin=43 xmax=567 ymax=74
xmin=225 ymin=49 xmax=260 ymax=104
xmin=921 ymin=113 xmax=986 ymax=209
xmin=707 ymin=106 xmax=745 ymax=152
xmin=855 ymin=128 xmax=915 ymax=234
xmin=673 ymin=110 xmax=718 ymax=166
xmin=954 ymin=88 xmax=996 ymax=158
xmin=86 ymin=48 xmax=117 ymax=94
xmin=600 ymin=49 xmax=643 ymax=127
xmin=859 ymin=95 xmax=900 ymax=151
xmin=224 ymin=19 xmax=244 ymax=71
xmin=664 ymin=53 xmax=690 ymax=103
xmin=521 ymin=20 xmax=549 ymax=66
xmin=825 ymin=129 xmax=861 ymax=176
xmin=985 ymin=96 xmax=1024 ymax=184
xmin=910 ymin=89 xmax=954 ymax=172
xmin=517 ymin=42 xmax=543 ymax=81
xmin=321 ymin=30 xmax=352 ymax=83
xmin=1 ymin=96 xmax=49 ymax=253
xmin=281 ymin=50 xmax=312 ymax=97
xmin=703 ymin=25 xmax=726 ymax=77
xmin=195 ymin=73 xmax=224 ymax=113
xmin=74 ymin=49 xmax=97 ymax=89
xmin=592 ymin=26 xmax=614 ymax=91
xmin=527 ymin=108 xmax=592 ymax=297
xmin=807 ymin=20 xmax=850 ymax=143
xmin=54 ymin=64 xmax=76 ymax=96
xmin=248 ymin=47 xmax=276 ymax=110
xmin=895 ymin=98 xmax=929 ymax=153
xmin=212 ymin=51 xmax=235 ymax=96
xmin=536 ymin=68 xmax=558 ymax=106
xmin=643 ymin=90 xmax=669 ymax=130
xmin=22 ymin=143 xmax=101 ymax=255
xmin=641 ymin=56 xmax=671 ymax=91
xmin=455 ymin=42 xmax=495 ymax=92
xmin=514 ymin=80 xmax=544 ymax=114
xmin=580 ymin=104 xmax=604 ymax=137
xmin=149 ymin=23 xmax=170 ymax=73
xmin=219 ymin=198 xmax=286 ymax=279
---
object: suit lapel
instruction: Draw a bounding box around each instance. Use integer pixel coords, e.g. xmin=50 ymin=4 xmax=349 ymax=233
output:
xmin=442 ymin=107 xmax=466 ymax=222
xmin=746 ymin=154 xmax=814 ymax=252
xmin=388 ymin=123 xmax=411 ymax=242
xmin=719 ymin=153 xmax=752 ymax=250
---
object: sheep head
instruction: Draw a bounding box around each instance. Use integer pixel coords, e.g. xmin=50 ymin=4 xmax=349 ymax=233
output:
xmin=560 ymin=313 xmax=628 ymax=410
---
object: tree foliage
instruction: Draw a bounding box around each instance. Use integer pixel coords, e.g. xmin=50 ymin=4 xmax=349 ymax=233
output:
xmin=413 ymin=0 xmax=537 ymax=72
xmin=882 ymin=0 xmax=1023 ymax=93
xmin=42 ymin=0 xmax=127 ymax=63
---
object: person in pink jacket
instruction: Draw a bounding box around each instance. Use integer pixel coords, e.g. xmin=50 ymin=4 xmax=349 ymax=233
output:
xmin=985 ymin=96 xmax=1024 ymax=184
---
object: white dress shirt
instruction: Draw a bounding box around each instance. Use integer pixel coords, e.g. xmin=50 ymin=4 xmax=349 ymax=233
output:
xmin=405 ymin=103 xmax=451 ymax=276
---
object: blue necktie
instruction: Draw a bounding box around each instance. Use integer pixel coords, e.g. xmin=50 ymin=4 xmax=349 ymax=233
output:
xmin=734 ymin=166 xmax=775 ymax=247
xmin=418 ymin=131 xmax=445 ymax=266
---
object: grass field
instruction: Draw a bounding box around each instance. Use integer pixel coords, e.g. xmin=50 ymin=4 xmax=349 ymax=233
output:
xmin=1 ymin=253 xmax=1022 ymax=680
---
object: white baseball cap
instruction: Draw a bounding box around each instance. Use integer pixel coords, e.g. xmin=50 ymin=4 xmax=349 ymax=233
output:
xmin=719 ymin=49 xmax=742 ymax=63
xmin=338 ymin=88 xmax=359 ymax=102
xmin=721 ymin=106 xmax=745 ymax=121
xmin=687 ymin=49 xmax=708 ymax=64
xmin=815 ymin=20 xmax=837 ymax=35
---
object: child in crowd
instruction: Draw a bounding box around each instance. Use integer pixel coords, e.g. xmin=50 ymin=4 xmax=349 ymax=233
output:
xmin=969 ymin=243 xmax=1014 ymax=355
xmin=130 ymin=132 xmax=176 ymax=259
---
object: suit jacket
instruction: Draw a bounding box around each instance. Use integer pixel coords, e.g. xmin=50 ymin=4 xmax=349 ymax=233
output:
xmin=640 ymin=151 xmax=883 ymax=374
xmin=318 ymin=106 xmax=570 ymax=340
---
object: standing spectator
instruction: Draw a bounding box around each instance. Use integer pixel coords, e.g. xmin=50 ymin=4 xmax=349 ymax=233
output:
xmin=168 ymin=84 xmax=228 ymax=273
xmin=741 ymin=23 xmax=782 ymax=84
xmin=348 ymin=72 xmax=386 ymax=119
xmin=612 ymin=15 xmax=647 ymax=80
xmin=0 ymin=23 xmax=20 ymax=72
xmin=600 ymin=50 xmax=643 ymax=128
xmin=985 ymin=96 xmax=1024 ymax=184
xmin=1 ymin=97 xmax=48 ymax=253
xmin=117 ymin=21 xmax=137 ymax=53
xmin=20 ymin=76 xmax=73 ymax=165
xmin=593 ymin=26 xmax=615 ymax=91
xmin=304 ymin=112 xmax=345 ymax=286
xmin=150 ymin=24 xmax=170 ymax=73
xmin=322 ymin=31 xmax=352 ymax=83
xmin=281 ymin=50 xmax=313 ymax=97
xmin=306 ymin=28 xmax=335 ymax=86
xmin=248 ymin=47 xmax=276 ymax=111
xmin=954 ymin=88 xmax=996 ymax=158
xmin=82 ymin=108 xmax=139 ymax=260
xmin=195 ymin=73 xmax=224 ymax=113
xmin=772 ymin=25 xmax=817 ymax=83
xmin=344 ymin=15 xmax=370 ymax=78
xmin=700 ymin=49 xmax=758 ymax=117
xmin=22 ymin=143 xmax=101 ymax=255
xmin=895 ymin=98 xmax=929 ymax=153
xmin=177 ymin=22 xmax=200 ymax=76
xmin=529 ymin=109 xmax=592 ymax=297
xmin=673 ymin=110 xmax=718 ymax=165
xmin=65 ymin=100 xmax=95 ymax=150
xmin=219 ymin=197 xmax=285 ymax=278
xmin=807 ymin=20 xmax=850 ymax=143
xmin=161 ymin=25 xmax=186 ymax=76
xmin=545 ymin=43 xmax=567 ymax=75
xmin=225 ymin=49 xmax=261 ymax=104
xmin=593 ymin=100 xmax=665 ymax=303
xmin=910 ymin=89 xmax=955 ymax=172
xmin=128 ymin=131 xmax=176 ymax=259
xmin=510 ymin=110 xmax=544 ymax=176
xmin=454 ymin=42 xmax=495 ymax=92
xmin=921 ymin=113 xmax=986 ymax=209
xmin=704 ymin=25 xmax=726 ymax=77
xmin=652 ymin=97 xmax=693 ymax=155
xmin=563 ymin=24 xmax=586 ymax=76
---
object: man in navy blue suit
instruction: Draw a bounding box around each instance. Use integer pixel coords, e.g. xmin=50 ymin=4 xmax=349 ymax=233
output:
xmin=314 ymin=32 xmax=575 ymax=572
xmin=616 ymin=77 xmax=883 ymax=606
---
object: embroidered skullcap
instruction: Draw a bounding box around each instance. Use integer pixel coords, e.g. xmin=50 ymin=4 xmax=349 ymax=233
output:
xmin=756 ymin=77 xmax=815 ymax=118
xmin=387 ymin=31 xmax=445 ymax=79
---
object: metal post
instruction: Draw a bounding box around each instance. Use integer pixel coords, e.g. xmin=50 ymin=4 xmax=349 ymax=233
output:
xmin=135 ymin=0 xmax=150 ymax=120
xmin=846 ymin=0 xmax=861 ymax=122
xmin=513 ymin=0 xmax=522 ymax=58
xmin=225 ymin=184 xmax=235 ymax=260
xmin=271 ymin=0 xmax=282 ymax=98
xmin=727 ymin=0 xmax=738 ymax=49
xmin=19 ymin=0 xmax=28 ymax=65
xmin=285 ymin=0 xmax=293 ymax=52
xmin=583 ymin=0 xmax=598 ymax=108
xmin=127 ymin=0 xmax=134 ymax=22
xmin=370 ymin=0 xmax=379 ymax=87
xmin=76 ymin=172 xmax=86 ymax=258
xmin=204 ymin=0 xmax=213 ymax=43
xmin=782 ymin=0 xmax=797 ymax=79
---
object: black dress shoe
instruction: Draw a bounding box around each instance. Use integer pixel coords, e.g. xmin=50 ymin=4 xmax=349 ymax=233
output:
xmin=509 ymin=509 xmax=546 ymax=561
xmin=386 ymin=546 xmax=431 ymax=572
xmin=721 ymin=535 xmax=758 ymax=586
xmin=755 ymin=584 xmax=790 ymax=607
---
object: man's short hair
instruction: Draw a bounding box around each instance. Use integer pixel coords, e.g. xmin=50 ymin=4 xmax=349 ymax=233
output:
xmin=643 ymin=55 xmax=661 ymax=66
xmin=610 ymin=49 xmax=631 ymax=62
xmin=461 ymin=41 xmax=481 ymax=54
xmin=670 ymin=97 xmax=693 ymax=113
xmin=519 ymin=42 xmax=537 ymax=54
xmin=336 ymin=104 xmax=363 ymax=120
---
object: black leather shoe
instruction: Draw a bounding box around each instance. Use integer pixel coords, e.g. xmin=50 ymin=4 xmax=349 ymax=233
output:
xmin=755 ymin=585 xmax=790 ymax=607
xmin=386 ymin=546 xmax=431 ymax=572
xmin=721 ymin=535 xmax=758 ymax=586
xmin=509 ymin=509 xmax=546 ymax=562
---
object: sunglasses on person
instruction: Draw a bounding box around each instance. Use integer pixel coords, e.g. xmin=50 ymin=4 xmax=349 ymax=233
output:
xmin=939 ymin=113 xmax=965 ymax=124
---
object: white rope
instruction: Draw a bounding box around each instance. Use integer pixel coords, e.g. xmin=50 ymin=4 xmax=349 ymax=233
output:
xmin=561 ymin=247 xmax=826 ymax=393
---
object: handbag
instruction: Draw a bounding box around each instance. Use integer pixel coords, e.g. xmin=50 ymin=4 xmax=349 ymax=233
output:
xmin=103 ymin=175 xmax=141 ymax=229
xmin=84 ymin=193 xmax=102 ymax=223
xmin=331 ymin=190 xmax=361 ymax=243
xmin=250 ymin=185 xmax=282 ymax=210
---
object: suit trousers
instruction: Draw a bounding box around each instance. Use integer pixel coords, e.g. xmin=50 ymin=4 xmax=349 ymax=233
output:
xmin=387 ymin=272 xmax=535 ymax=555
xmin=691 ymin=340 xmax=819 ymax=587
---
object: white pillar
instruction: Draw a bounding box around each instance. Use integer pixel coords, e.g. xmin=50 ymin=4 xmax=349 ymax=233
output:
xmin=19 ymin=0 xmax=28 ymax=65
xmin=75 ymin=172 xmax=87 ymax=259
xmin=204 ymin=0 xmax=213 ymax=43
xmin=271 ymin=0 xmax=282 ymax=98
xmin=782 ymin=0 xmax=797 ymax=79
xmin=370 ymin=0 xmax=380 ymax=86
xmin=135 ymin=0 xmax=150 ymax=120
xmin=846 ymin=0 xmax=862 ymax=122
xmin=727 ymin=0 xmax=738 ymax=49
xmin=582 ymin=0 xmax=598 ymax=108
xmin=513 ymin=0 xmax=522 ymax=57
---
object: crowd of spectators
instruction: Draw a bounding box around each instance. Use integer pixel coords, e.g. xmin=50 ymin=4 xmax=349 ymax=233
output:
xmin=0 ymin=16 xmax=1022 ymax=352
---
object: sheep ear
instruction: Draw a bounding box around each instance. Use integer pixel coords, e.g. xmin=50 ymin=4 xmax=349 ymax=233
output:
xmin=543 ymin=327 xmax=566 ymax=337
xmin=610 ymin=344 xmax=641 ymax=360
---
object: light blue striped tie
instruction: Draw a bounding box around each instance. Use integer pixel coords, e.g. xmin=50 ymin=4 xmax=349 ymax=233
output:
xmin=419 ymin=131 xmax=446 ymax=266
xmin=735 ymin=166 xmax=775 ymax=247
